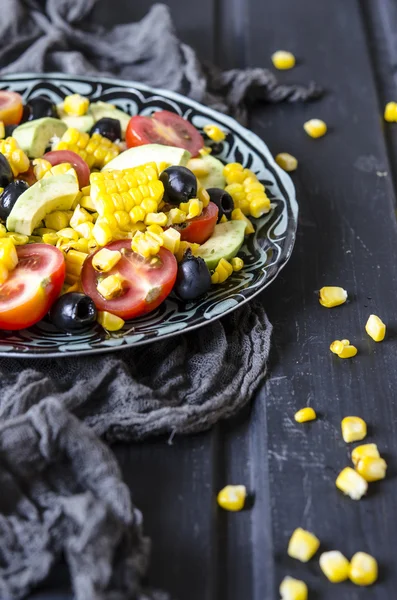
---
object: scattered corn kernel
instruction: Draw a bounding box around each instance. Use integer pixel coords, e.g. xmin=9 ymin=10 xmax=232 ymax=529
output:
xmin=279 ymin=576 xmax=307 ymax=600
xmin=92 ymin=220 xmax=113 ymax=246
xmin=56 ymin=227 xmax=79 ymax=241
xmin=352 ymin=443 xmax=380 ymax=466
xmin=5 ymin=232 xmax=29 ymax=245
xmin=211 ymin=258 xmax=234 ymax=284
xmin=162 ymin=227 xmax=181 ymax=254
xmin=224 ymin=162 xmax=271 ymax=217
xmin=63 ymin=94 xmax=90 ymax=117
xmin=231 ymin=208 xmax=254 ymax=234
xmin=341 ymin=416 xmax=367 ymax=443
xmin=145 ymin=212 xmax=168 ymax=226
xmin=275 ymin=152 xmax=298 ymax=172
xmin=42 ymin=232 xmax=59 ymax=245
xmin=336 ymin=467 xmax=368 ymax=500
xmin=97 ymin=273 xmax=124 ymax=300
xmin=294 ymin=407 xmax=316 ymax=423
xmin=203 ymin=124 xmax=226 ymax=142
xmin=271 ymin=50 xmax=296 ymax=70
xmin=45 ymin=211 xmax=70 ymax=231
xmin=33 ymin=158 xmax=52 ymax=180
xmin=97 ymin=311 xmax=125 ymax=331
xmin=384 ymin=101 xmax=397 ymax=122
xmin=0 ymin=137 xmax=30 ymax=177
xmin=92 ymin=248 xmax=121 ymax=272
xmin=287 ymin=528 xmax=320 ymax=562
xmin=319 ymin=286 xmax=347 ymax=308
xmin=330 ymin=339 xmax=357 ymax=358
xmin=217 ymin=485 xmax=246 ymax=511
xmin=349 ymin=552 xmax=378 ymax=586
xmin=356 ymin=456 xmax=387 ymax=482
xmin=64 ymin=249 xmax=87 ymax=267
xmin=303 ymin=119 xmax=327 ymax=138
xmin=365 ymin=314 xmax=386 ymax=342
xmin=231 ymin=257 xmax=244 ymax=271
xmin=175 ymin=241 xmax=200 ymax=262
xmin=319 ymin=551 xmax=350 ymax=583
xmin=0 ymin=238 xmax=18 ymax=270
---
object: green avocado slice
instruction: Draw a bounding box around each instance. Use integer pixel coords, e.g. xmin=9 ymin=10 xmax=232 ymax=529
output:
xmin=196 ymin=220 xmax=246 ymax=270
xmin=103 ymin=143 xmax=191 ymax=171
xmin=12 ymin=118 xmax=67 ymax=159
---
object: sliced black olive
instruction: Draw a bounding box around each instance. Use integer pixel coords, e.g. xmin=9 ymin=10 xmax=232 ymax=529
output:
xmin=27 ymin=96 xmax=58 ymax=121
xmin=49 ymin=292 xmax=97 ymax=333
xmin=159 ymin=166 xmax=197 ymax=205
xmin=20 ymin=103 xmax=31 ymax=123
xmin=0 ymin=180 xmax=29 ymax=220
xmin=174 ymin=252 xmax=211 ymax=301
xmin=90 ymin=117 xmax=121 ymax=142
xmin=207 ymin=188 xmax=234 ymax=222
xmin=0 ymin=155 xmax=14 ymax=190
xmin=4 ymin=124 xmax=17 ymax=137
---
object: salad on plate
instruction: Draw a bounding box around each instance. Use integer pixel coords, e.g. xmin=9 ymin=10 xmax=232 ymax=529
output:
xmin=0 ymin=89 xmax=272 ymax=334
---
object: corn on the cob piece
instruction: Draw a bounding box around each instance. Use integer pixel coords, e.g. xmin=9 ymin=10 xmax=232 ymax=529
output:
xmin=97 ymin=311 xmax=125 ymax=331
xmin=54 ymin=128 xmax=120 ymax=169
xmin=365 ymin=314 xmax=386 ymax=342
xmin=336 ymin=467 xmax=368 ymax=500
xmin=349 ymin=552 xmax=378 ymax=586
xmin=63 ymin=94 xmax=90 ymax=117
xmin=203 ymin=124 xmax=226 ymax=142
xmin=294 ymin=407 xmax=316 ymax=423
xmin=287 ymin=528 xmax=320 ymax=562
xmin=279 ymin=576 xmax=308 ymax=600
xmin=319 ymin=551 xmax=350 ymax=583
xmin=224 ymin=162 xmax=271 ymax=218
xmin=217 ymin=485 xmax=246 ymax=511
xmin=0 ymin=137 xmax=30 ymax=177
xmin=271 ymin=50 xmax=296 ymax=70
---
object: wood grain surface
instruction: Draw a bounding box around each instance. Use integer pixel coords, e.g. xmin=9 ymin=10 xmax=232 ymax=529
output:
xmin=30 ymin=1 xmax=397 ymax=598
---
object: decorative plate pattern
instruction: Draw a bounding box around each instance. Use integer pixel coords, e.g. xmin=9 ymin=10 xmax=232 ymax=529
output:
xmin=0 ymin=74 xmax=298 ymax=357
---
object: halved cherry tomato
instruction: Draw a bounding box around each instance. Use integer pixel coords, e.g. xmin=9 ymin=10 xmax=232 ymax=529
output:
xmin=43 ymin=150 xmax=90 ymax=188
xmin=174 ymin=202 xmax=218 ymax=244
xmin=0 ymin=91 xmax=23 ymax=126
xmin=81 ymin=240 xmax=177 ymax=320
xmin=17 ymin=165 xmax=37 ymax=187
xmin=126 ymin=110 xmax=204 ymax=156
xmin=0 ymin=244 xmax=65 ymax=330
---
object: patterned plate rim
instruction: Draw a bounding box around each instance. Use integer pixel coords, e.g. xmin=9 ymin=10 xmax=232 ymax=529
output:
xmin=0 ymin=73 xmax=298 ymax=358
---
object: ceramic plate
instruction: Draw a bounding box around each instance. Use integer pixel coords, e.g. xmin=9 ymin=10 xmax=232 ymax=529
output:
xmin=0 ymin=73 xmax=298 ymax=357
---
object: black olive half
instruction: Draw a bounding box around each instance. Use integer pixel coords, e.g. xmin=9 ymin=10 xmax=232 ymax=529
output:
xmin=26 ymin=96 xmax=58 ymax=121
xmin=159 ymin=166 xmax=197 ymax=205
xmin=174 ymin=252 xmax=211 ymax=301
xmin=50 ymin=292 xmax=97 ymax=333
xmin=0 ymin=155 xmax=14 ymax=190
xmin=90 ymin=117 xmax=121 ymax=142
xmin=0 ymin=180 xmax=29 ymax=220
xmin=207 ymin=188 xmax=234 ymax=222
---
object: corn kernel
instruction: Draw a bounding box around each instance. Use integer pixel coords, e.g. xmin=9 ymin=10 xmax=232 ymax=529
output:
xmin=319 ymin=286 xmax=347 ymax=308
xmin=97 ymin=311 xmax=125 ymax=331
xmin=0 ymin=224 xmax=7 ymax=238
xmin=287 ymin=528 xmax=320 ymax=562
xmin=294 ymin=407 xmax=316 ymax=423
xmin=212 ymin=257 xmax=234 ymax=284
xmin=304 ymin=119 xmax=327 ymax=138
xmin=0 ymin=122 xmax=4 ymax=140
xmin=211 ymin=272 xmax=219 ymax=284
xmin=249 ymin=196 xmax=271 ymax=218
xmin=74 ymin=222 xmax=95 ymax=240
xmin=351 ymin=443 xmax=380 ymax=466
xmin=0 ymin=262 xmax=8 ymax=283
xmin=197 ymin=185 xmax=210 ymax=207
xmin=64 ymin=249 xmax=87 ymax=267
xmin=319 ymin=551 xmax=350 ymax=583
xmin=231 ymin=208 xmax=254 ymax=234
xmin=365 ymin=314 xmax=386 ymax=342
xmin=330 ymin=339 xmax=357 ymax=358
xmin=384 ymin=101 xmax=397 ymax=122
xmin=0 ymin=238 xmax=18 ymax=270
xmin=341 ymin=417 xmax=367 ymax=443
xmin=97 ymin=273 xmax=124 ymax=300
xmin=145 ymin=212 xmax=167 ymax=226
xmin=92 ymin=220 xmax=112 ymax=246
xmin=203 ymin=124 xmax=226 ymax=142
xmin=42 ymin=232 xmax=59 ymax=245
xmin=63 ymin=94 xmax=90 ymax=117
xmin=175 ymin=241 xmax=200 ymax=262
xmin=56 ymin=227 xmax=79 ymax=241
xmin=70 ymin=205 xmax=93 ymax=229
xmin=356 ymin=456 xmax=387 ymax=482
xmin=271 ymin=50 xmax=296 ymax=70
xmin=33 ymin=158 xmax=52 ymax=180
xmin=279 ymin=576 xmax=307 ymax=600
xmin=167 ymin=208 xmax=187 ymax=226
xmin=92 ymin=248 xmax=121 ymax=273
xmin=45 ymin=211 xmax=70 ymax=230
xmin=231 ymin=257 xmax=244 ymax=271
xmin=162 ymin=227 xmax=181 ymax=254
xmin=349 ymin=552 xmax=378 ymax=586
xmin=275 ymin=152 xmax=298 ymax=172
xmin=217 ymin=485 xmax=246 ymax=511
xmin=336 ymin=467 xmax=368 ymax=500
xmin=5 ymin=232 xmax=29 ymax=245
xmin=130 ymin=206 xmax=146 ymax=224
xmin=146 ymin=224 xmax=164 ymax=236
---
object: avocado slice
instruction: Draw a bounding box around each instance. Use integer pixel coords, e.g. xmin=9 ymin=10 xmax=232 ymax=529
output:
xmin=12 ymin=118 xmax=67 ymax=159
xmin=57 ymin=103 xmax=95 ymax=132
xmin=196 ymin=220 xmax=246 ymax=270
xmin=102 ymin=143 xmax=191 ymax=171
xmin=7 ymin=174 xmax=79 ymax=235
xmin=90 ymin=102 xmax=131 ymax=137
xmin=188 ymin=154 xmax=226 ymax=190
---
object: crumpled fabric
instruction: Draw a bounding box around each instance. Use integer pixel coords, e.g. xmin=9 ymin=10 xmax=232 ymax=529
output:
xmin=0 ymin=1 xmax=323 ymax=124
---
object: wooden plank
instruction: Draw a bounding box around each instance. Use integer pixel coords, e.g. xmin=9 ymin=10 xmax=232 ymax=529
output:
xmin=245 ymin=0 xmax=397 ymax=597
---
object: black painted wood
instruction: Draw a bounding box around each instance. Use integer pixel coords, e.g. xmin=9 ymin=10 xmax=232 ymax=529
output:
xmin=29 ymin=1 xmax=397 ymax=599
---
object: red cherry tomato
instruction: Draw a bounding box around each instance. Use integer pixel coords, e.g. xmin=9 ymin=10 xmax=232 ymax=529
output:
xmin=0 ymin=244 xmax=65 ymax=330
xmin=174 ymin=202 xmax=218 ymax=244
xmin=81 ymin=240 xmax=177 ymax=320
xmin=0 ymin=91 xmax=23 ymax=126
xmin=42 ymin=150 xmax=90 ymax=188
xmin=126 ymin=110 xmax=204 ymax=156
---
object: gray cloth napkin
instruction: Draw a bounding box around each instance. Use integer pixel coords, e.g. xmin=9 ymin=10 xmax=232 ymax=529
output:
xmin=0 ymin=1 xmax=315 ymax=598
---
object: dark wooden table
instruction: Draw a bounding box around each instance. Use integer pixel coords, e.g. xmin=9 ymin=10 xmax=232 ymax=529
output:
xmin=30 ymin=1 xmax=397 ymax=598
